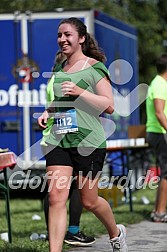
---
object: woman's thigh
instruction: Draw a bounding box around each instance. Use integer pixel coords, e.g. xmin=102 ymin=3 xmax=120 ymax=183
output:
xmin=47 ymin=165 xmax=73 ymax=202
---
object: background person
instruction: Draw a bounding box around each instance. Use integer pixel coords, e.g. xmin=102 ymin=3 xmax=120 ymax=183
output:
xmin=38 ymin=17 xmax=128 ymax=252
xmin=146 ymin=53 xmax=167 ymax=222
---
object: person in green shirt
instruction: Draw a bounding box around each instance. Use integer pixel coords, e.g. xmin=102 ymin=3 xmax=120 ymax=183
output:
xmin=146 ymin=53 xmax=167 ymax=222
xmin=38 ymin=17 xmax=128 ymax=252
xmin=42 ymin=51 xmax=95 ymax=246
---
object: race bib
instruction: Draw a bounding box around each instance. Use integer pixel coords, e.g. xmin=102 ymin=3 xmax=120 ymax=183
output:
xmin=53 ymin=109 xmax=78 ymax=134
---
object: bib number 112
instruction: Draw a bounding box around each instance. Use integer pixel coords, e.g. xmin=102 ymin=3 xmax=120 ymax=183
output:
xmin=55 ymin=117 xmax=72 ymax=127
xmin=53 ymin=109 xmax=78 ymax=134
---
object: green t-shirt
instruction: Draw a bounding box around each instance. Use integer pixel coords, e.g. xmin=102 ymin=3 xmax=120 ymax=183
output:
xmin=146 ymin=75 xmax=167 ymax=133
xmin=44 ymin=61 xmax=111 ymax=148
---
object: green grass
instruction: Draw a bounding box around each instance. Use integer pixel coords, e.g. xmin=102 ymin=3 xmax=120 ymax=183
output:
xmin=0 ymin=187 xmax=156 ymax=252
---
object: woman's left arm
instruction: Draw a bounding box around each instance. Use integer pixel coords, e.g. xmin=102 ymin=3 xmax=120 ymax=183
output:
xmin=80 ymin=76 xmax=114 ymax=114
xmin=61 ymin=77 xmax=114 ymax=114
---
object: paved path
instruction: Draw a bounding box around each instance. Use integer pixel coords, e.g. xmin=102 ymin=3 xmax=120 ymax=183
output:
xmin=64 ymin=220 xmax=167 ymax=252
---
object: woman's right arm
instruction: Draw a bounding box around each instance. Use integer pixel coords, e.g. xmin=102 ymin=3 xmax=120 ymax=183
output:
xmin=38 ymin=110 xmax=49 ymax=128
xmin=38 ymin=75 xmax=55 ymax=128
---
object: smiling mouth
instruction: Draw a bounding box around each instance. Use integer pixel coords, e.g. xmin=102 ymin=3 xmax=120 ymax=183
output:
xmin=61 ymin=44 xmax=70 ymax=50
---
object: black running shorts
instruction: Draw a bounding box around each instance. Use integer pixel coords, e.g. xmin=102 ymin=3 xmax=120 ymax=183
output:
xmin=43 ymin=145 xmax=106 ymax=179
xmin=146 ymin=132 xmax=167 ymax=179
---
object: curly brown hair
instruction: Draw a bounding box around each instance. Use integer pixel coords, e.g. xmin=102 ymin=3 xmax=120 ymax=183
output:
xmin=58 ymin=17 xmax=106 ymax=63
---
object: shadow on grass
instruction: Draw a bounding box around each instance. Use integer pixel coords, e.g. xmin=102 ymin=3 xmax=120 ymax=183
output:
xmin=114 ymin=207 xmax=153 ymax=225
xmin=114 ymin=208 xmax=151 ymax=215
xmin=0 ymin=208 xmax=44 ymax=217
xmin=0 ymin=248 xmax=38 ymax=252
xmin=0 ymin=240 xmax=49 ymax=252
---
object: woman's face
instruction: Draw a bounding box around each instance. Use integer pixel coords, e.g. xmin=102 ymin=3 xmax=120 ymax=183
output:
xmin=57 ymin=23 xmax=85 ymax=56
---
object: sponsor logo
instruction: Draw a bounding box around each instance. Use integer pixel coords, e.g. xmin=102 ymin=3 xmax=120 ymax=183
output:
xmin=0 ymin=83 xmax=47 ymax=106
xmin=12 ymin=53 xmax=39 ymax=83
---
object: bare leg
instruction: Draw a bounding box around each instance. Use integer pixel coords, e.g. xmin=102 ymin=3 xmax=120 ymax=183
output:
xmin=155 ymin=178 xmax=167 ymax=213
xmin=47 ymin=165 xmax=73 ymax=252
xmin=77 ymin=175 xmax=119 ymax=239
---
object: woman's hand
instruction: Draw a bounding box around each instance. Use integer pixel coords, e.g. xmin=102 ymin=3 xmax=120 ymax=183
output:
xmin=38 ymin=110 xmax=49 ymax=129
xmin=61 ymin=81 xmax=83 ymax=96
